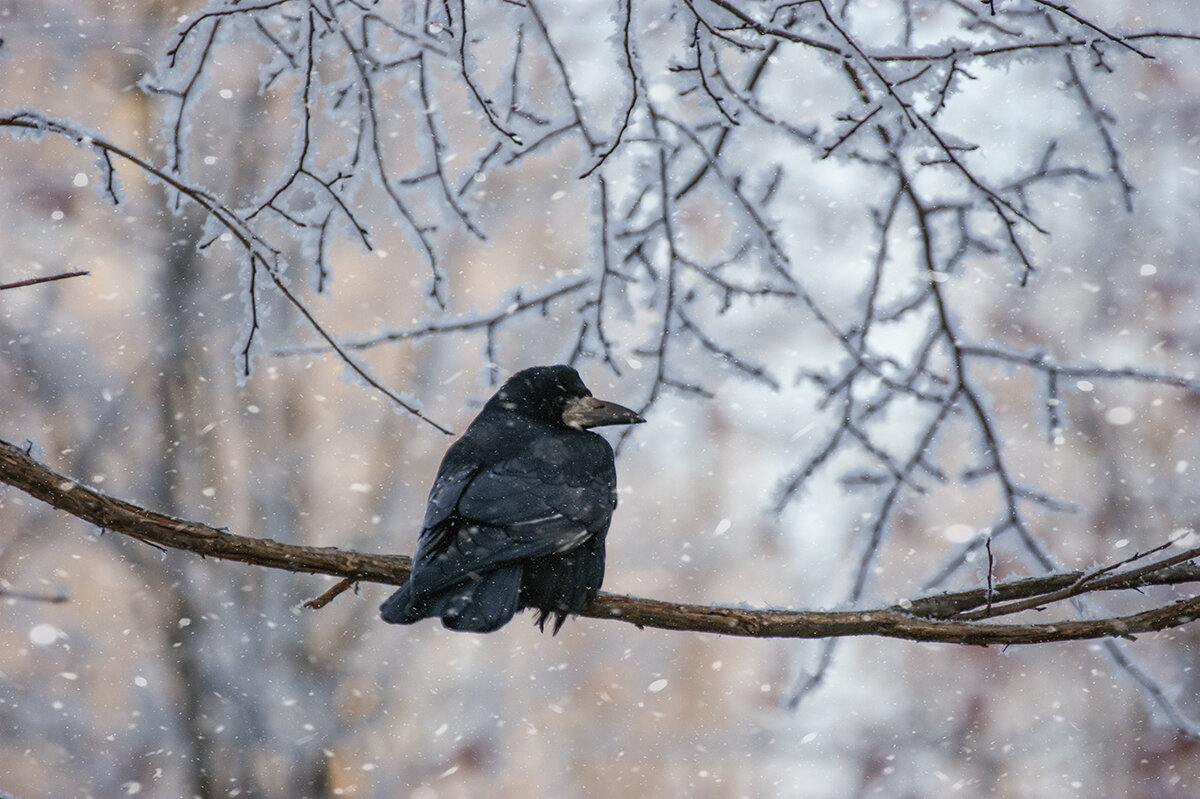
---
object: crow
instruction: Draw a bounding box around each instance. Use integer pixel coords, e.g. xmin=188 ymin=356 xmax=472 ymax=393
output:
xmin=380 ymin=365 xmax=644 ymax=633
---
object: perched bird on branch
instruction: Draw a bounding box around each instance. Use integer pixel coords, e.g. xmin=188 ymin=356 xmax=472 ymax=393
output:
xmin=381 ymin=365 xmax=644 ymax=633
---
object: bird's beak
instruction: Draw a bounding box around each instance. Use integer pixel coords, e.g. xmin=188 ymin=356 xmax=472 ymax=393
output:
xmin=562 ymin=396 xmax=646 ymax=429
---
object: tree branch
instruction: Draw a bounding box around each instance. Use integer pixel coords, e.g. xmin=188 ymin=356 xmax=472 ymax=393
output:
xmin=0 ymin=270 xmax=90 ymax=291
xmin=0 ymin=112 xmax=453 ymax=436
xmin=0 ymin=438 xmax=407 ymax=584
xmin=4 ymin=437 xmax=1200 ymax=645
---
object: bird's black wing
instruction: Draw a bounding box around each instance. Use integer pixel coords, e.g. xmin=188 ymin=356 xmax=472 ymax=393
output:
xmin=419 ymin=459 xmax=477 ymax=533
xmin=407 ymin=434 xmax=616 ymax=598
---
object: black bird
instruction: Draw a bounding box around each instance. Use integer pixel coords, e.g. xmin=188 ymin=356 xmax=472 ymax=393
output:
xmin=380 ymin=365 xmax=644 ymax=633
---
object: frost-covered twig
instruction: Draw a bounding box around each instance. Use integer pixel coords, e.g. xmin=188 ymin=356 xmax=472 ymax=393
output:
xmin=0 ymin=111 xmax=452 ymax=435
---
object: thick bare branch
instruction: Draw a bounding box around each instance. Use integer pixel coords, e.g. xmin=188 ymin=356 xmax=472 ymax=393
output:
xmin=4 ymin=437 xmax=1199 ymax=646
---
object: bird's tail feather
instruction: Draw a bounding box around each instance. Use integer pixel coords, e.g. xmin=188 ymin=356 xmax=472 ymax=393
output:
xmin=379 ymin=582 xmax=421 ymax=624
xmin=521 ymin=548 xmax=604 ymax=634
xmin=380 ymin=566 xmax=523 ymax=633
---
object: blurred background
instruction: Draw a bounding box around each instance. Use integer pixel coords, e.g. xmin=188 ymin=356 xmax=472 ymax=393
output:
xmin=2 ymin=1 xmax=1200 ymax=796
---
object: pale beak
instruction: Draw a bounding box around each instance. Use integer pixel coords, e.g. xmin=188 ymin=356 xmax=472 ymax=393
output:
xmin=562 ymin=396 xmax=646 ymax=429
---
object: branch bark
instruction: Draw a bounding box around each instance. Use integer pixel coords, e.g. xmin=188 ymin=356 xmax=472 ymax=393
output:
xmin=3 ymin=436 xmax=1199 ymax=645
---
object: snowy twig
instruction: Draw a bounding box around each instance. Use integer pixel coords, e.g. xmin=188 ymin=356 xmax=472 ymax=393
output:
xmin=0 ymin=111 xmax=452 ymax=435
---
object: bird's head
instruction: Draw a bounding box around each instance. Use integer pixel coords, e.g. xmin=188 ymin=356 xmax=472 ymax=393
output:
xmin=489 ymin=365 xmax=645 ymax=430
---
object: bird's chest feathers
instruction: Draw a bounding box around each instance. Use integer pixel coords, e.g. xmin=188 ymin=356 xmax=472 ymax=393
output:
xmin=525 ymin=433 xmax=603 ymax=474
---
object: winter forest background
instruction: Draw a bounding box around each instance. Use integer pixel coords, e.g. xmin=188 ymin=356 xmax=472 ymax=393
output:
xmin=3 ymin=0 xmax=1200 ymax=796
